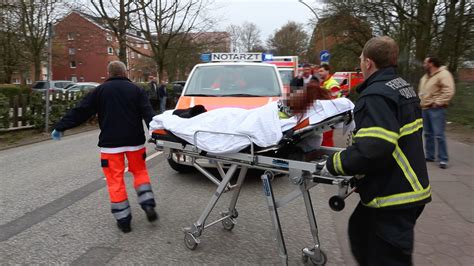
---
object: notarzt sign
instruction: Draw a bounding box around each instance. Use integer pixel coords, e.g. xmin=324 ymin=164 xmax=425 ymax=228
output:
xmin=211 ymin=53 xmax=263 ymax=62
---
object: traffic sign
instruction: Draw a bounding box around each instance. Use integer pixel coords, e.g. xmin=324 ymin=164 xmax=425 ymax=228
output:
xmin=320 ymin=50 xmax=330 ymax=63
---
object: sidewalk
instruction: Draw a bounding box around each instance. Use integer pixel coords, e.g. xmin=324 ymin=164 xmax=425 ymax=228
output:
xmin=332 ymin=131 xmax=474 ymax=266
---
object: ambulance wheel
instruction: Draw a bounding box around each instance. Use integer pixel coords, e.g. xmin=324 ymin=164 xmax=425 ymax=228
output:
xmin=168 ymin=157 xmax=194 ymax=173
xmin=222 ymin=218 xmax=235 ymax=231
xmin=184 ymin=233 xmax=198 ymax=250
xmin=329 ymin=196 xmax=345 ymax=211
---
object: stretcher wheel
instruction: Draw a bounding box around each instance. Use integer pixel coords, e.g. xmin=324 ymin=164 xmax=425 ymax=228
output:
xmin=302 ymin=250 xmax=327 ymax=265
xmin=222 ymin=218 xmax=235 ymax=231
xmin=168 ymin=157 xmax=194 ymax=173
xmin=329 ymin=196 xmax=345 ymax=211
xmin=184 ymin=233 xmax=198 ymax=250
xmin=231 ymin=209 xmax=239 ymax=218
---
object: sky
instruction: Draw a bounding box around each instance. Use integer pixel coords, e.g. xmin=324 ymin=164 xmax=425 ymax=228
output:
xmin=212 ymin=0 xmax=323 ymax=41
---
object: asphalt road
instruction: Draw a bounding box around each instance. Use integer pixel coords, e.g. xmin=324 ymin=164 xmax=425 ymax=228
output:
xmin=0 ymin=129 xmax=348 ymax=265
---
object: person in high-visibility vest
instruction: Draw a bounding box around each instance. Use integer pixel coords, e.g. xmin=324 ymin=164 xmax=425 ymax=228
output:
xmin=321 ymin=36 xmax=430 ymax=265
xmin=318 ymin=64 xmax=341 ymax=147
xmin=51 ymin=61 xmax=158 ymax=233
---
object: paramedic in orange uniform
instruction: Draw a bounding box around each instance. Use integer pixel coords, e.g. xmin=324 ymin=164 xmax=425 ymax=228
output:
xmin=51 ymin=61 xmax=158 ymax=233
xmin=318 ymin=64 xmax=341 ymax=147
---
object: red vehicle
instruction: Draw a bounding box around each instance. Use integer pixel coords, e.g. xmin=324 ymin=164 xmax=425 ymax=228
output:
xmin=332 ymin=71 xmax=364 ymax=96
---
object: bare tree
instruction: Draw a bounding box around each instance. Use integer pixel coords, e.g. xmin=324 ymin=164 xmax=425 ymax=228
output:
xmin=226 ymin=24 xmax=241 ymax=52
xmin=12 ymin=0 xmax=59 ymax=81
xmin=239 ymin=22 xmax=262 ymax=52
xmin=0 ymin=3 xmax=23 ymax=83
xmin=133 ymin=0 xmax=217 ymax=82
xmin=90 ymin=0 xmax=150 ymax=64
xmin=267 ymin=21 xmax=308 ymax=57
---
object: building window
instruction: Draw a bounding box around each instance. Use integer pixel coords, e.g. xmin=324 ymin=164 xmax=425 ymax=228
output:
xmin=143 ymin=43 xmax=148 ymax=49
xmin=70 ymin=61 xmax=77 ymax=68
xmin=136 ymin=42 xmax=141 ymax=48
xmin=69 ymin=48 xmax=76 ymax=55
xmin=12 ymin=78 xmax=20 ymax=84
xmin=107 ymin=47 xmax=114 ymax=55
xmin=67 ymin=32 xmax=75 ymax=41
xmin=26 ymin=78 xmax=32 ymax=84
xmin=137 ymin=53 xmax=142 ymax=59
xmin=131 ymin=52 xmax=135 ymax=59
xmin=106 ymin=33 xmax=112 ymax=41
xmin=71 ymin=76 xmax=78 ymax=82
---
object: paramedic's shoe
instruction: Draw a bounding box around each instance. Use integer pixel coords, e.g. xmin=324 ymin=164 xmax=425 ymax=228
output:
xmin=439 ymin=161 xmax=448 ymax=169
xmin=425 ymin=158 xmax=435 ymax=162
xmin=143 ymin=206 xmax=158 ymax=222
xmin=116 ymin=221 xmax=132 ymax=233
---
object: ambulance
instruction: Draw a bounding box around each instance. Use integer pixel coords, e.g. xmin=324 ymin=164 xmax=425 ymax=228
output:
xmin=332 ymin=71 xmax=364 ymax=96
xmin=265 ymin=56 xmax=299 ymax=93
xmin=169 ymin=52 xmax=284 ymax=172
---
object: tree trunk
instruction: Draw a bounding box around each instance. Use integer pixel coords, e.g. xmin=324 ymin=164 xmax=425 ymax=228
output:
xmin=414 ymin=0 xmax=437 ymax=63
xmin=439 ymin=0 xmax=458 ymax=64
xmin=34 ymin=57 xmax=41 ymax=81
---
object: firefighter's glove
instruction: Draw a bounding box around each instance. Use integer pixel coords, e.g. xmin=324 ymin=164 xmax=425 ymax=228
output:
xmin=51 ymin=129 xmax=64 ymax=141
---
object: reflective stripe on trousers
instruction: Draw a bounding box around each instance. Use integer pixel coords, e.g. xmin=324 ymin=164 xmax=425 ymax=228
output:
xmin=111 ymin=200 xmax=131 ymax=220
xmin=136 ymin=183 xmax=155 ymax=206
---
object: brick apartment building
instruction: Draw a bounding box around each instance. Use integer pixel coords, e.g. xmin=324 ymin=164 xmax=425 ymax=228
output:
xmin=9 ymin=11 xmax=231 ymax=85
xmin=52 ymin=11 xmax=154 ymax=83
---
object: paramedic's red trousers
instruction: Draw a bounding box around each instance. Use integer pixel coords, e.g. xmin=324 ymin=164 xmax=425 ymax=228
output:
xmin=100 ymin=148 xmax=156 ymax=221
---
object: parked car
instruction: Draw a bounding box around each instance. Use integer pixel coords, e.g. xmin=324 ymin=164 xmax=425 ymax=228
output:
xmin=31 ymin=80 xmax=73 ymax=92
xmin=171 ymin=80 xmax=186 ymax=96
xmin=64 ymin=82 xmax=100 ymax=92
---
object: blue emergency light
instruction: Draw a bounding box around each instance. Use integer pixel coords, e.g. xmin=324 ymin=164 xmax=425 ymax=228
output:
xmin=200 ymin=53 xmax=212 ymax=63
xmin=262 ymin=53 xmax=273 ymax=61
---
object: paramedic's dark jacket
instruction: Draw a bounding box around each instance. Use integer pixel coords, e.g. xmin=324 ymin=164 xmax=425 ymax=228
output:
xmin=326 ymin=67 xmax=431 ymax=209
xmin=54 ymin=77 xmax=155 ymax=148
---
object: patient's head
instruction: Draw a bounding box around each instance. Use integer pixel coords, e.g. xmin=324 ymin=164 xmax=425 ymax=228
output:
xmin=287 ymin=80 xmax=331 ymax=115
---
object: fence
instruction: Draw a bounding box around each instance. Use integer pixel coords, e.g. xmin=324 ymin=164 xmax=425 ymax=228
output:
xmin=0 ymin=91 xmax=87 ymax=132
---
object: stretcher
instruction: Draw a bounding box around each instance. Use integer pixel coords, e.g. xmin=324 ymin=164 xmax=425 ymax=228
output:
xmin=150 ymin=111 xmax=356 ymax=265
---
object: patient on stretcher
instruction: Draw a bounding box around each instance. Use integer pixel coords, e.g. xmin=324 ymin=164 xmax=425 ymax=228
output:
xmin=149 ymin=81 xmax=354 ymax=154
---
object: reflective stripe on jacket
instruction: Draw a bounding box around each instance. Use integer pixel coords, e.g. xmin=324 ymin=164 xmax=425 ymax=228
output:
xmin=326 ymin=67 xmax=431 ymax=209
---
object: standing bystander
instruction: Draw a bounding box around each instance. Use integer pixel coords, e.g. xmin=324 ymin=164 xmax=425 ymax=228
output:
xmin=418 ymin=56 xmax=455 ymax=169
xmin=148 ymin=76 xmax=159 ymax=111
xmin=158 ymin=81 xmax=168 ymax=114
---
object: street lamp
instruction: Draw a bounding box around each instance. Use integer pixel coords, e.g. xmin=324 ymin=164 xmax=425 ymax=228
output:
xmin=298 ymin=0 xmax=326 ymax=51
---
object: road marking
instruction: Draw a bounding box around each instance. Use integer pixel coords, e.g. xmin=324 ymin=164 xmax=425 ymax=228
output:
xmin=1 ymin=151 xmax=163 ymax=242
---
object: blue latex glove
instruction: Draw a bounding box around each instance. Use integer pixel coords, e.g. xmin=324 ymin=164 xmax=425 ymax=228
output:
xmin=51 ymin=129 xmax=64 ymax=140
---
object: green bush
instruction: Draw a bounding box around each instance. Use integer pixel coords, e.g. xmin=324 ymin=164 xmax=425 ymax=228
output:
xmin=0 ymin=93 xmax=9 ymax=128
xmin=0 ymin=84 xmax=30 ymax=97
xmin=447 ymin=82 xmax=474 ymax=128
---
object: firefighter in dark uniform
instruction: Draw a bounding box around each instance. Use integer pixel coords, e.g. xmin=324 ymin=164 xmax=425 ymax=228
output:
xmin=51 ymin=61 xmax=158 ymax=233
xmin=323 ymin=36 xmax=431 ymax=265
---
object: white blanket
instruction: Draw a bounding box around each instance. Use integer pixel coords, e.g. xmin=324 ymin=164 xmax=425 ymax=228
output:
xmin=149 ymin=98 xmax=354 ymax=154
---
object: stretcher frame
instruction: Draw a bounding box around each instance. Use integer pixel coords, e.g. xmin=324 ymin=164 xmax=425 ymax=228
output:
xmin=151 ymin=111 xmax=355 ymax=265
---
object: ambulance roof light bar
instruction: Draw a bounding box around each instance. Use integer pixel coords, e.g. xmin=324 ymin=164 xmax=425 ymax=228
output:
xmin=200 ymin=52 xmax=273 ymax=63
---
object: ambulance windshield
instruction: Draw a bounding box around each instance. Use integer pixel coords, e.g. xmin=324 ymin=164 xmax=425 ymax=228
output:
xmin=278 ymin=69 xmax=294 ymax=86
xmin=185 ymin=65 xmax=281 ymax=97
